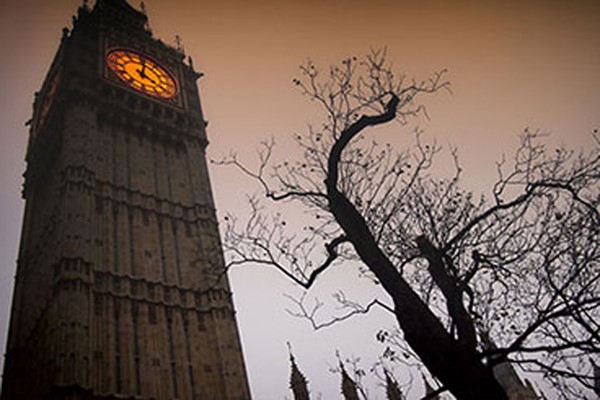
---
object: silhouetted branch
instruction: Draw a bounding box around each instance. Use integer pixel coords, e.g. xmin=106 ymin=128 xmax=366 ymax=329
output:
xmin=285 ymin=292 xmax=394 ymax=330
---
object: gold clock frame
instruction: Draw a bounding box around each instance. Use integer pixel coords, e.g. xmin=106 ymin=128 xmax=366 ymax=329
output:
xmin=106 ymin=49 xmax=178 ymax=100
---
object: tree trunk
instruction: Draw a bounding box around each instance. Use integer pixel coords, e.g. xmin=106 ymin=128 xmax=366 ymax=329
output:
xmin=328 ymin=190 xmax=507 ymax=399
xmin=324 ymin=95 xmax=507 ymax=399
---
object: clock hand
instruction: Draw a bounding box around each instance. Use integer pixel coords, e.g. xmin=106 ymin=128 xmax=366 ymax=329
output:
xmin=138 ymin=58 xmax=148 ymax=77
xmin=136 ymin=60 xmax=157 ymax=84
xmin=145 ymin=73 xmax=157 ymax=84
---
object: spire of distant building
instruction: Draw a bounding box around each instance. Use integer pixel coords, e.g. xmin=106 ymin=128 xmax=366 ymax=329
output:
xmin=340 ymin=360 xmax=360 ymax=400
xmin=288 ymin=344 xmax=310 ymax=400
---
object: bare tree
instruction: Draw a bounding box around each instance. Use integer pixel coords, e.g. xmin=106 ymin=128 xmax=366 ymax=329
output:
xmin=216 ymin=50 xmax=600 ymax=399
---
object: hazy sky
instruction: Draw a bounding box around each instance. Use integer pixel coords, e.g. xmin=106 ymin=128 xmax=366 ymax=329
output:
xmin=0 ymin=0 xmax=599 ymax=398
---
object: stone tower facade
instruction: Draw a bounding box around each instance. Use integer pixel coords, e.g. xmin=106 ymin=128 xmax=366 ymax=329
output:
xmin=1 ymin=1 xmax=250 ymax=399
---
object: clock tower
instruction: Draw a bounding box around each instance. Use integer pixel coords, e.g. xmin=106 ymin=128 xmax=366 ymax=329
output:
xmin=1 ymin=1 xmax=251 ymax=399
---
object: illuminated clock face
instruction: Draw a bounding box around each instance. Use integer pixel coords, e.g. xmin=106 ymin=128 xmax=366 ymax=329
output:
xmin=106 ymin=49 xmax=178 ymax=99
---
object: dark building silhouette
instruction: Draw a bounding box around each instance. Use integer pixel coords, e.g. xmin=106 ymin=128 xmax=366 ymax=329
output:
xmin=1 ymin=1 xmax=250 ymax=399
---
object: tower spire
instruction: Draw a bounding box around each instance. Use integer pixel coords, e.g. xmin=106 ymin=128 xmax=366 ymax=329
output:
xmin=288 ymin=343 xmax=310 ymax=400
xmin=175 ymin=34 xmax=185 ymax=54
xmin=339 ymin=358 xmax=360 ymax=400
xmin=95 ymin=0 xmax=148 ymax=31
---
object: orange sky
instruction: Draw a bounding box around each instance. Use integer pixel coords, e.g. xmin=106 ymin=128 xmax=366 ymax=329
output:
xmin=0 ymin=0 xmax=599 ymax=398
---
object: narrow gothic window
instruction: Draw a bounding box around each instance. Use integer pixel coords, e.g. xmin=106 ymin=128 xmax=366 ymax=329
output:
xmin=95 ymin=197 xmax=104 ymax=214
xmin=94 ymin=296 xmax=103 ymax=316
xmin=148 ymin=284 xmax=155 ymax=299
xmin=197 ymin=312 xmax=206 ymax=331
xmin=148 ymin=305 xmax=157 ymax=324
